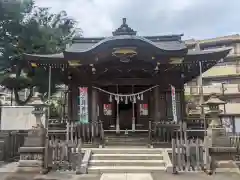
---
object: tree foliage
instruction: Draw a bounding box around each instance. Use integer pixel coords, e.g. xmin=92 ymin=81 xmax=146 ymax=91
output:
xmin=0 ymin=0 xmax=78 ymax=105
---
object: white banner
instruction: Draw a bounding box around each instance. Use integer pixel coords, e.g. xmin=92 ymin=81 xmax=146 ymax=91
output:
xmin=79 ymin=87 xmax=88 ymax=123
xmin=171 ymin=85 xmax=178 ymax=122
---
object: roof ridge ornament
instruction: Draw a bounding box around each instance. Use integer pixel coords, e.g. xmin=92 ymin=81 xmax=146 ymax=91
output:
xmin=112 ymin=18 xmax=137 ymax=36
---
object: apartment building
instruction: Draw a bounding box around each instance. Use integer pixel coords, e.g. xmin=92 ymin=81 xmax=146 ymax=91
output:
xmin=185 ymin=34 xmax=240 ymax=132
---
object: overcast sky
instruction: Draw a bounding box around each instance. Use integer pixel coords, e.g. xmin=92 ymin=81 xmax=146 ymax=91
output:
xmin=35 ymin=0 xmax=239 ymax=40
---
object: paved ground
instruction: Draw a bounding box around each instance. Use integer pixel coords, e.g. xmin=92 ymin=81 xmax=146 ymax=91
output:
xmin=1 ymin=172 xmax=239 ymax=180
xmin=1 ymin=162 xmax=240 ymax=180
xmin=152 ymin=172 xmax=240 ymax=180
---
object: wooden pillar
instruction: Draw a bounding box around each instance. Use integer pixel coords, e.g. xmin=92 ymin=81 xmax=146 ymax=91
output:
xmin=154 ymin=86 xmax=160 ymax=122
xmin=91 ymin=88 xmax=98 ymax=123
xmin=88 ymin=85 xmax=93 ymax=123
xmin=159 ymin=92 xmax=166 ymax=119
xmin=180 ymin=86 xmax=186 ymax=122
xmin=132 ymin=85 xmax=135 ymax=131
xmin=149 ymin=90 xmax=154 ymax=120
xmin=72 ymin=84 xmax=78 ymax=121
xmin=68 ymin=81 xmax=73 ymax=121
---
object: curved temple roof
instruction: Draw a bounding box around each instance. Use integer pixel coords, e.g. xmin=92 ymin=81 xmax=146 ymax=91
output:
xmin=65 ymin=35 xmax=187 ymax=53
xmin=23 ymin=18 xmax=231 ymax=84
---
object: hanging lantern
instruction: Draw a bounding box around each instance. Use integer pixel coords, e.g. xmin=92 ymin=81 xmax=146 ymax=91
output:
xmin=109 ymin=95 xmax=112 ymax=102
xmin=141 ymin=93 xmax=144 ymax=100
xmin=115 ymin=95 xmax=118 ymax=101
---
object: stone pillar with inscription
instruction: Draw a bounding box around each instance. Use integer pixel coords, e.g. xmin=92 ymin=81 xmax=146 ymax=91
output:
xmin=18 ymin=93 xmax=47 ymax=173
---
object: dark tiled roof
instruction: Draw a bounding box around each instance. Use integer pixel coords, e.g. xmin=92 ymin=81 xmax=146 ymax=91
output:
xmin=66 ymin=35 xmax=186 ymax=53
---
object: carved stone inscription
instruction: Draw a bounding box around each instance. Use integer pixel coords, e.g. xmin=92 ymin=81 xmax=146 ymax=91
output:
xmin=20 ymin=153 xmax=43 ymax=160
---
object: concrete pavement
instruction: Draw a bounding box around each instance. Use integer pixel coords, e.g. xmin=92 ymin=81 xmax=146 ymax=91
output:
xmin=2 ymin=172 xmax=238 ymax=180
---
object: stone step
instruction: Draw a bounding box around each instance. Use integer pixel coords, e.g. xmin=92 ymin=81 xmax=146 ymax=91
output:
xmin=105 ymin=142 xmax=148 ymax=146
xmin=88 ymin=166 xmax=165 ymax=174
xmin=89 ymin=159 xmax=165 ymax=166
xmin=92 ymin=154 xmax=164 ymax=160
xmin=105 ymin=139 xmax=148 ymax=142
xmin=105 ymin=138 xmax=148 ymax=145
xmin=105 ymin=136 xmax=148 ymax=139
xmin=86 ymin=148 xmax=163 ymax=154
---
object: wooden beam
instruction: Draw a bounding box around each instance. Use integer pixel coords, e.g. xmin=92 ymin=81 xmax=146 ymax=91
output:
xmin=92 ymin=77 xmax=182 ymax=86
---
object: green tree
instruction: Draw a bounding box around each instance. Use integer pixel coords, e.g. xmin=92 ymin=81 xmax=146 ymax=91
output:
xmin=0 ymin=0 xmax=78 ymax=105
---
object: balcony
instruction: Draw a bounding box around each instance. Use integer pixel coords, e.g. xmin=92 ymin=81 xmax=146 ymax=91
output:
xmin=203 ymin=65 xmax=239 ymax=78
xmin=219 ymin=103 xmax=240 ymax=115
xmin=189 ymin=103 xmax=240 ymax=115
xmin=185 ymin=84 xmax=240 ymax=95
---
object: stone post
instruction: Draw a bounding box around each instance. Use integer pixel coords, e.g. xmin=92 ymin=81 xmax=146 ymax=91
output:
xmin=18 ymin=92 xmax=47 ymax=173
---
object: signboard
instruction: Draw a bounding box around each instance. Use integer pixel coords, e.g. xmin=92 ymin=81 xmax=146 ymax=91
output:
xmin=103 ymin=104 xmax=112 ymax=116
xmin=171 ymin=85 xmax=177 ymax=122
xmin=140 ymin=104 xmax=148 ymax=116
xmin=1 ymin=106 xmax=46 ymax=130
xmin=79 ymin=87 xmax=88 ymax=123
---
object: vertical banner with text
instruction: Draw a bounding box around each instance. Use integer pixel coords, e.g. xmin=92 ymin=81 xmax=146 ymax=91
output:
xmin=79 ymin=87 xmax=88 ymax=123
xmin=171 ymin=85 xmax=178 ymax=122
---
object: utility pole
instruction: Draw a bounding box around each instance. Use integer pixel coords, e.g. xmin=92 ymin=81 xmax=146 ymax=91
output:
xmin=199 ymin=61 xmax=206 ymax=124
xmin=221 ymin=82 xmax=226 ymax=114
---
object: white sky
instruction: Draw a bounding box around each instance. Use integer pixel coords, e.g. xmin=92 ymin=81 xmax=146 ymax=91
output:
xmin=35 ymin=0 xmax=240 ymax=39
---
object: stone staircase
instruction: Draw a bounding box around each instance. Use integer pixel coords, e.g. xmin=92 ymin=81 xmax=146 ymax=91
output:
xmin=87 ymin=148 xmax=167 ymax=174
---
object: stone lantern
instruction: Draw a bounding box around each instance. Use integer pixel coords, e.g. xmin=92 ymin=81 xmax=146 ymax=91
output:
xmin=30 ymin=92 xmax=46 ymax=128
xmin=203 ymin=93 xmax=226 ymax=128
xmin=18 ymin=92 xmax=48 ymax=173
xmin=203 ymin=94 xmax=237 ymax=172
xmin=204 ymin=93 xmax=230 ymax=147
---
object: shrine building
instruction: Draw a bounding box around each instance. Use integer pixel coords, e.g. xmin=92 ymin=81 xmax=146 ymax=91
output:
xmin=23 ymin=18 xmax=231 ymax=136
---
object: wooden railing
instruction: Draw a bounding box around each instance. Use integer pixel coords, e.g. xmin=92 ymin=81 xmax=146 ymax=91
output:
xmin=172 ymin=138 xmax=205 ymax=172
xmin=48 ymin=138 xmax=82 ymax=171
xmin=0 ymin=131 xmax=25 ymax=162
xmin=48 ymin=121 xmax=104 ymax=146
xmin=149 ymin=120 xmax=180 ymax=147
xmin=148 ymin=118 xmax=206 ymax=146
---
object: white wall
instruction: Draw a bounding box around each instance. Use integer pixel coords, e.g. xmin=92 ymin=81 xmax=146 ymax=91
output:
xmin=235 ymin=117 xmax=240 ymax=133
